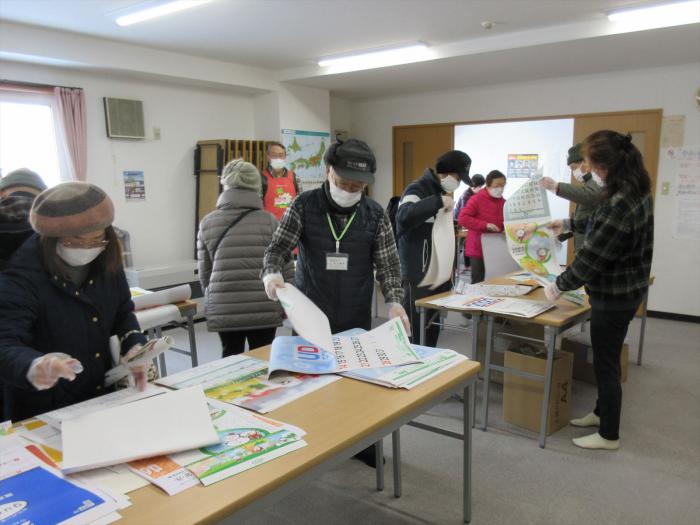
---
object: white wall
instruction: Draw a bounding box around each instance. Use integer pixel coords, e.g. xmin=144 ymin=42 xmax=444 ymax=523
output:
xmin=0 ymin=60 xmax=255 ymax=268
xmin=278 ymin=84 xmax=330 ymax=135
xmin=346 ymin=63 xmax=700 ymax=316
xmin=454 ymin=119 xmax=575 ymax=264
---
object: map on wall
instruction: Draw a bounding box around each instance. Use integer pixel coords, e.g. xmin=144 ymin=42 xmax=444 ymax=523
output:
xmin=507 ymin=154 xmax=539 ymax=178
xmin=281 ymin=129 xmax=330 ymax=192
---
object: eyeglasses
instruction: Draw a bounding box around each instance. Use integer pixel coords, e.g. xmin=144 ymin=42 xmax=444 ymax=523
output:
xmin=60 ymin=238 xmax=110 ymax=249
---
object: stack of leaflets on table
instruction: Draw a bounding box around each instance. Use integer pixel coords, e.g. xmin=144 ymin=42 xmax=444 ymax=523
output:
xmin=156 ymin=354 xmax=339 ymax=414
xmin=165 ymin=400 xmax=307 ymax=486
xmin=341 ymin=344 xmax=469 ymax=389
xmin=454 ymin=281 xmax=535 ymax=297
xmin=428 ymin=294 xmax=554 ymax=318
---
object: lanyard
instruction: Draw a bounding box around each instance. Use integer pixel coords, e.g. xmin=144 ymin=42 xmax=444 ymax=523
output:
xmin=326 ymin=212 xmax=357 ymax=252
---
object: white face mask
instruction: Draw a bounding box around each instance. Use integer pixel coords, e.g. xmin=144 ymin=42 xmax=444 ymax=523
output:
xmin=487 ymin=186 xmax=504 ymax=198
xmin=329 ymin=178 xmax=362 ymax=208
xmin=440 ymin=175 xmax=460 ymax=193
xmin=56 ymin=244 xmax=105 ymax=267
xmin=591 ymin=172 xmax=606 ymax=187
xmin=572 ymin=167 xmax=585 ymax=182
xmin=270 ymin=158 xmax=286 ymax=171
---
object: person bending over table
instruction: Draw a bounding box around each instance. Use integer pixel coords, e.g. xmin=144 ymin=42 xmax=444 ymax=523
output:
xmin=546 ymin=130 xmax=653 ymax=451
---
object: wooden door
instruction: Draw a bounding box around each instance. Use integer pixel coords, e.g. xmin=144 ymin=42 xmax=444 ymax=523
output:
xmin=393 ymin=124 xmax=454 ymax=197
xmin=568 ymin=109 xmax=662 ymax=262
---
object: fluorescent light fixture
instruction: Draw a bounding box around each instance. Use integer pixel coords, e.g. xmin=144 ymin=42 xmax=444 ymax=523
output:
xmin=116 ymin=0 xmax=212 ymax=26
xmin=318 ymin=43 xmax=429 ymax=69
xmin=608 ymin=0 xmax=700 ymax=27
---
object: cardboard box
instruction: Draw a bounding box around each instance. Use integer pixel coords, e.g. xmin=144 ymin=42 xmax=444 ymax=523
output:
xmin=561 ymin=335 xmax=628 ymax=384
xmin=503 ymin=348 xmax=573 ymax=436
xmin=476 ymin=320 xmax=544 ymax=384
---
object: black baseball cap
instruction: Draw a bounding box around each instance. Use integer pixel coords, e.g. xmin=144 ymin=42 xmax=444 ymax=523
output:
xmin=436 ymin=150 xmax=472 ymax=184
xmin=324 ymin=138 xmax=377 ymax=184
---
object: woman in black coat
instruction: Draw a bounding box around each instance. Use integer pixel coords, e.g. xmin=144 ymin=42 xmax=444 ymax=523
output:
xmin=0 ymin=182 xmax=147 ymax=421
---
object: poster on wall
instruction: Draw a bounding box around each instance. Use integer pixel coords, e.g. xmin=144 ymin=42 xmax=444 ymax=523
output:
xmin=281 ymin=129 xmax=330 ymax=192
xmin=666 ymin=146 xmax=700 ymax=241
xmin=123 ymin=171 xmax=145 ymax=201
xmin=507 ymin=154 xmax=539 ymax=178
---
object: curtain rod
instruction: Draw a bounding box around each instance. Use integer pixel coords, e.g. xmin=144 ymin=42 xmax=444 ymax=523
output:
xmin=0 ymin=79 xmax=81 ymax=90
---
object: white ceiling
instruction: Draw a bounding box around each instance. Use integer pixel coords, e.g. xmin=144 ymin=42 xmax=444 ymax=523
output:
xmin=0 ymin=0 xmax=698 ymax=99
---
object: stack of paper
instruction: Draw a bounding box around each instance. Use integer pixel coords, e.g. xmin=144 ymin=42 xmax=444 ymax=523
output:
xmin=130 ymin=284 xmax=191 ymax=310
xmin=341 ymin=344 xmax=468 ymax=389
xmin=454 ymin=281 xmax=534 ymax=297
xmin=428 ymin=294 xmax=554 ymax=318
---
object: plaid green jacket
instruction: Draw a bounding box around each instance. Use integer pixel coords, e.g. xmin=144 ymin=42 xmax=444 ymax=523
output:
xmin=557 ymin=188 xmax=653 ymax=309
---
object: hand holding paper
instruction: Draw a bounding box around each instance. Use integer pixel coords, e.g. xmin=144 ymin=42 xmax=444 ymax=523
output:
xmin=263 ymin=273 xmax=285 ymax=301
xmin=105 ymin=336 xmax=173 ymax=388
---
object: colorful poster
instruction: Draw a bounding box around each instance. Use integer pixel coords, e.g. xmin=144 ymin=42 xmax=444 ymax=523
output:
xmin=507 ymin=154 xmax=539 ymax=178
xmin=123 ymin=170 xmax=145 ymax=201
xmin=281 ymin=129 xmax=330 ymax=192
xmin=128 ymin=456 xmax=199 ymax=496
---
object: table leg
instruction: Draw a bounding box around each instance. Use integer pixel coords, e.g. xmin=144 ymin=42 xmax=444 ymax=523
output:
xmin=470 ymin=313 xmax=480 ymax=428
xmin=375 ymin=439 xmax=384 ymax=491
xmin=392 ymin=430 xmax=402 ymax=498
xmin=464 ymin=383 xmax=473 ymax=523
xmin=480 ymin=316 xmax=494 ymax=431
xmin=155 ymin=326 xmax=167 ymax=377
xmin=538 ymin=326 xmax=557 ymax=448
xmin=637 ymin=292 xmax=649 ymax=366
xmin=186 ymin=311 xmax=199 ymax=367
xmin=419 ymin=307 xmax=426 ymax=346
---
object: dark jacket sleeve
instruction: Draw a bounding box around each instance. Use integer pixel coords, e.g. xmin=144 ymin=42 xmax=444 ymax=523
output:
xmin=396 ymin=189 xmax=443 ymax=233
xmin=0 ymin=273 xmax=43 ymax=390
xmin=113 ymin=270 xmax=147 ymax=354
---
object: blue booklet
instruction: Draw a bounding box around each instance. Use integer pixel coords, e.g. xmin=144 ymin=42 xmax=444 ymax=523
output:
xmin=0 ymin=466 xmax=110 ymax=525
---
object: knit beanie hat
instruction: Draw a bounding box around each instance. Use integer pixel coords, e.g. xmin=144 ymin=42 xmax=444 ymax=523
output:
xmin=220 ymin=159 xmax=262 ymax=192
xmin=30 ymin=182 xmax=114 ymax=237
xmin=0 ymin=168 xmax=47 ymax=193
xmin=567 ymin=144 xmax=583 ymax=165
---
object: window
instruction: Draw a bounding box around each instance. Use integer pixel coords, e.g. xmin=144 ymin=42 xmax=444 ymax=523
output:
xmin=0 ymin=91 xmax=68 ymax=187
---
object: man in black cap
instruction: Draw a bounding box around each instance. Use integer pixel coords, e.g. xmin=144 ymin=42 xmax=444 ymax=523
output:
xmin=396 ymin=150 xmax=471 ymax=347
xmin=540 ymin=143 xmax=603 ymax=252
xmin=261 ymin=137 xmax=408 ymax=468
xmin=0 ymin=168 xmax=47 ymax=271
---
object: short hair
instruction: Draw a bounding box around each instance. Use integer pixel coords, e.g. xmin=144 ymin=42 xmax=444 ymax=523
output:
xmin=470 ymin=174 xmax=485 ymax=188
xmin=485 ymin=170 xmax=506 ymax=186
xmin=266 ymin=142 xmax=286 ymax=155
xmin=40 ymin=225 xmax=123 ymax=278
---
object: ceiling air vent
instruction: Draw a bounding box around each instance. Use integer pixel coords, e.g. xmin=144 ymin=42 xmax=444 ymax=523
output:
xmin=103 ymin=97 xmax=145 ymax=139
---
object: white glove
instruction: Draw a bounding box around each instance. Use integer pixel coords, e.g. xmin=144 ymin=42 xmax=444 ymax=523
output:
xmin=441 ymin=195 xmax=454 ymax=211
xmin=387 ymin=302 xmax=411 ymax=335
xmin=539 ymin=177 xmax=559 ymax=193
xmin=123 ymin=344 xmax=149 ymax=392
xmin=263 ymin=273 xmax=285 ymax=301
xmin=486 ymin=223 xmax=501 ymax=232
xmin=26 ymin=352 xmax=83 ymax=390
xmin=544 ymin=281 xmax=562 ymax=302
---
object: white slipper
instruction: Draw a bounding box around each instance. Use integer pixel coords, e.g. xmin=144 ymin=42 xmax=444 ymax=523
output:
xmin=570 ymin=412 xmax=600 ymax=427
xmin=572 ymin=432 xmax=619 ymax=450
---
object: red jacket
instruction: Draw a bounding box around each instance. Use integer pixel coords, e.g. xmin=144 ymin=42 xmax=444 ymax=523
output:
xmin=458 ymin=189 xmax=505 ymax=258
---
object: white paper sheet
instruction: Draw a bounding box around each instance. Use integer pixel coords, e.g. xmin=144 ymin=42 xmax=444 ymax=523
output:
xmin=427 ymin=294 xmax=554 ymax=318
xmin=38 ymin=384 xmax=169 ymax=429
xmin=134 ymin=304 xmax=181 ymax=331
xmin=131 ymin=284 xmax=191 ymax=310
xmin=71 ymin=464 xmax=150 ymax=495
xmin=276 ymin=284 xmax=333 ymax=351
xmin=419 ymin=208 xmax=455 ymax=289
xmin=61 ymin=387 xmax=220 ymax=474
xmin=104 ymin=337 xmax=174 ymax=387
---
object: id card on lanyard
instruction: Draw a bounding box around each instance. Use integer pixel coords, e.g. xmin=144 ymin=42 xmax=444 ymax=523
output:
xmin=326 ymin=212 xmax=356 ymax=271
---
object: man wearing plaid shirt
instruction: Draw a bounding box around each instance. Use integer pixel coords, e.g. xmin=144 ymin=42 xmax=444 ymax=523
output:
xmin=262 ymin=138 xmax=409 ymax=335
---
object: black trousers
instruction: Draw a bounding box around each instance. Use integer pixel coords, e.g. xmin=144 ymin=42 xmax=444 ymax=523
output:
xmin=470 ymin=257 xmax=485 ymax=284
xmin=402 ymin=280 xmax=452 ymax=347
xmin=218 ymin=328 xmax=277 ymax=358
xmin=589 ymin=305 xmax=637 ymax=440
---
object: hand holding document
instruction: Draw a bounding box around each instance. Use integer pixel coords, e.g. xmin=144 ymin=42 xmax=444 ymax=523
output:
xmin=104 ymin=336 xmax=173 ymax=387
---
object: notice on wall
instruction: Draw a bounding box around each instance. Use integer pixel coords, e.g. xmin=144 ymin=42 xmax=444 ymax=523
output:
xmin=507 ymin=154 xmax=539 ymax=178
xmin=123 ymin=170 xmax=145 ymax=201
xmin=666 ymin=147 xmax=700 ymax=241
xmin=660 ymin=115 xmax=686 ymax=148
xmin=281 ymin=129 xmax=330 ymax=192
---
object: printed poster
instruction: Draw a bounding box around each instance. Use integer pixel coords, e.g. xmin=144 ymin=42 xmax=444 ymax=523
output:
xmin=123 ymin=170 xmax=145 ymax=201
xmin=666 ymin=147 xmax=700 ymax=241
xmin=507 ymin=154 xmax=539 ymax=179
xmin=281 ymin=129 xmax=330 ymax=192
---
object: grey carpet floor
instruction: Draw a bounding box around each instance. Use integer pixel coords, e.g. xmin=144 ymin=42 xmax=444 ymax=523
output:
xmin=165 ymin=313 xmax=700 ymax=525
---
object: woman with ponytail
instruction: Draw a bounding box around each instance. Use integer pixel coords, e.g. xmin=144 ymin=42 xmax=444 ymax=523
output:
xmin=546 ymin=130 xmax=654 ymax=450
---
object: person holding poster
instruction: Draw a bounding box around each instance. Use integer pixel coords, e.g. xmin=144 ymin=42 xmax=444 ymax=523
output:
xmin=546 ymin=131 xmax=653 ymax=451
xmin=396 ymin=150 xmax=472 ymax=346
xmin=458 ymin=170 xmax=507 ymax=284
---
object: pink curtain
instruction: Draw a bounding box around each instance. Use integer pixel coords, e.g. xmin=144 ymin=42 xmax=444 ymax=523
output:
xmin=54 ymin=87 xmax=87 ymax=181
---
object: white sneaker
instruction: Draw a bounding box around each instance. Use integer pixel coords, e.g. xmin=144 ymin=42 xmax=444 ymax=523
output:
xmin=570 ymin=412 xmax=600 ymax=427
xmin=572 ymin=432 xmax=619 ymax=450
